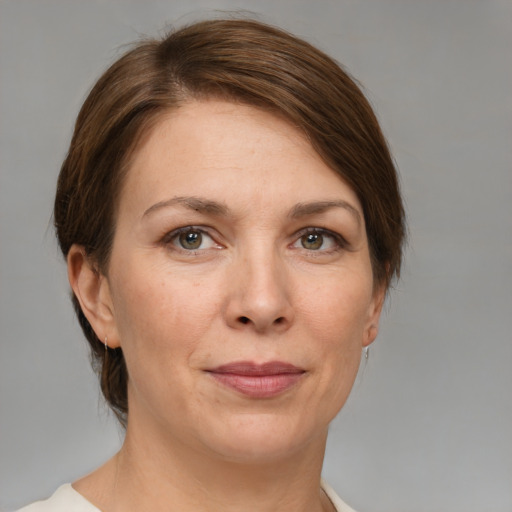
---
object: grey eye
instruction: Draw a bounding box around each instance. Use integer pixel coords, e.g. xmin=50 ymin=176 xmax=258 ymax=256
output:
xmin=178 ymin=230 xmax=203 ymax=250
xmin=292 ymin=229 xmax=342 ymax=252
xmin=301 ymin=233 xmax=324 ymax=250
xmin=168 ymin=228 xmax=219 ymax=251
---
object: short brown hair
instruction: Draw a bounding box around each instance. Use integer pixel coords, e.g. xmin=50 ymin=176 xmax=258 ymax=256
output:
xmin=54 ymin=18 xmax=406 ymax=425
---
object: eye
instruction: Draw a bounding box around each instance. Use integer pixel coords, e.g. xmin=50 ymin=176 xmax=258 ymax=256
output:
xmin=292 ymin=228 xmax=345 ymax=252
xmin=164 ymin=227 xmax=220 ymax=251
xmin=300 ymin=232 xmax=326 ymax=250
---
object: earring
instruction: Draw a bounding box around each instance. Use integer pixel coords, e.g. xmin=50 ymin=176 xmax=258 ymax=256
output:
xmin=104 ymin=336 xmax=108 ymax=351
xmin=364 ymin=346 xmax=369 ymax=360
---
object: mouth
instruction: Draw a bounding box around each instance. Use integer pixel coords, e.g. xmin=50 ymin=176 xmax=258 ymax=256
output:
xmin=206 ymin=361 xmax=306 ymax=398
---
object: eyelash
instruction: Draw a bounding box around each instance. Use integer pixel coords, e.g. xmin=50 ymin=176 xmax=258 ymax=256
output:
xmin=160 ymin=226 xmax=348 ymax=254
xmin=161 ymin=226 xmax=220 ymax=254
xmin=293 ymin=227 xmax=348 ymax=253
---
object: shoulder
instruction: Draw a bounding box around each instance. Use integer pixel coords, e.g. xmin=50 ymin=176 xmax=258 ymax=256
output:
xmin=19 ymin=480 xmax=353 ymax=512
xmin=16 ymin=484 xmax=100 ymax=512
xmin=321 ymin=479 xmax=359 ymax=512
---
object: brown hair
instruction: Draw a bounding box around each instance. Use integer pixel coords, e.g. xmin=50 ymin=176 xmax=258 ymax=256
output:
xmin=54 ymin=18 xmax=406 ymax=425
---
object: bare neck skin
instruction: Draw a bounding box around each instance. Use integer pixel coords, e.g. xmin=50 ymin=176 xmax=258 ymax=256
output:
xmin=73 ymin=411 xmax=333 ymax=512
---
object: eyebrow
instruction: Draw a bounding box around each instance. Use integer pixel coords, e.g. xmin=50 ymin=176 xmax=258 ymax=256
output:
xmin=289 ymin=200 xmax=361 ymax=225
xmin=142 ymin=196 xmax=361 ymax=225
xmin=143 ymin=196 xmax=229 ymax=218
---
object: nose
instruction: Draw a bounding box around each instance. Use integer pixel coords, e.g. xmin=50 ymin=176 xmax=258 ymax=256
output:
xmin=224 ymin=246 xmax=294 ymax=334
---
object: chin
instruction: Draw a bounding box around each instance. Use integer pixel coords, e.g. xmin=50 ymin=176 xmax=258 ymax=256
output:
xmin=197 ymin=413 xmax=329 ymax=464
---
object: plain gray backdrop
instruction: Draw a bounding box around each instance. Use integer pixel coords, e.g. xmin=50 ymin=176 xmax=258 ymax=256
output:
xmin=1 ymin=1 xmax=511 ymax=511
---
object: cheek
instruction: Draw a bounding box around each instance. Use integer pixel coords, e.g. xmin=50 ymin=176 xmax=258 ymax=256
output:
xmin=301 ymin=274 xmax=373 ymax=344
xmin=109 ymin=263 xmax=220 ymax=359
xmin=108 ymin=267 xmax=222 ymax=416
xmin=299 ymin=275 xmax=373 ymax=400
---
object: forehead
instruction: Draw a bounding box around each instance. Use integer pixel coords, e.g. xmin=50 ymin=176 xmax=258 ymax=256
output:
xmin=119 ymin=99 xmax=362 ymax=219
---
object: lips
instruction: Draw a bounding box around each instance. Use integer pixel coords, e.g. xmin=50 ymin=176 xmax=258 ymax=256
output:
xmin=207 ymin=361 xmax=305 ymax=398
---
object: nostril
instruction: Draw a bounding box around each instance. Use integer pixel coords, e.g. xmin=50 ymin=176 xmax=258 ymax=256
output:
xmin=235 ymin=316 xmax=287 ymax=328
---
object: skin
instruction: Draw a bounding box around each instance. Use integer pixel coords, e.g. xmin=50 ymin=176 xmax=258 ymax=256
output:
xmin=68 ymin=100 xmax=385 ymax=512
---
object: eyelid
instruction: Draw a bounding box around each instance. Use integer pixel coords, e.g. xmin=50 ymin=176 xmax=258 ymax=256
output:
xmin=161 ymin=226 xmax=223 ymax=251
xmin=159 ymin=225 xmax=349 ymax=254
xmin=292 ymin=227 xmax=349 ymax=251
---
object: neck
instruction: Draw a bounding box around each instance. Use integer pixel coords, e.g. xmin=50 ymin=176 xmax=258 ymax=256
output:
xmin=75 ymin=413 xmax=331 ymax=512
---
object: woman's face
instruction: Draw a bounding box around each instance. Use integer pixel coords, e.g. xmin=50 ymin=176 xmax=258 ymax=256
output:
xmin=94 ymin=100 xmax=384 ymax=462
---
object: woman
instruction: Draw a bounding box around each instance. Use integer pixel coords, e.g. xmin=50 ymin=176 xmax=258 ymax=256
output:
xmin=19 ymin=18 xmax=405 ymax=512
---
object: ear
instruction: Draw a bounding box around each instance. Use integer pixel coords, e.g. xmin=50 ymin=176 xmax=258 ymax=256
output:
xmin=67 ymin=244 xmax=121 ymax=348
xmin=363 ymin=283 xmax=386 ymax=348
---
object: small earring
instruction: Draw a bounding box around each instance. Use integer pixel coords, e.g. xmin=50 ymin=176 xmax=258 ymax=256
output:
xmin=364 ymin=346 xmax=369 ymax=360
xmin=104 ymin=336 xmax=108 ymax=351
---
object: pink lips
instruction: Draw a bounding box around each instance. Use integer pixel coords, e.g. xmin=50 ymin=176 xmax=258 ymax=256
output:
xmin=207 ymin=361 xmax=305 ymax=398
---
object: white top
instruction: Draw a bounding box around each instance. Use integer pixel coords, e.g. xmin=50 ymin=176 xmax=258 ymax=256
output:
xmin=17 ymin=480 xmax=357 ymax=512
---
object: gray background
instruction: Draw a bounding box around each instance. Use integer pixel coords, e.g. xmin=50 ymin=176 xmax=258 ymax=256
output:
xmin=1 ymin=1 xmax=511 ymax=511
